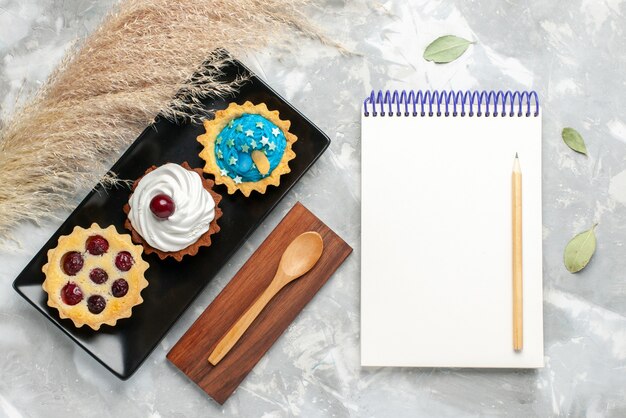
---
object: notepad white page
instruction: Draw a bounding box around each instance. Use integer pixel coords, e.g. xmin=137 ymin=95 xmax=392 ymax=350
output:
xmin=361 ymin=109 xmax=543 ymax=368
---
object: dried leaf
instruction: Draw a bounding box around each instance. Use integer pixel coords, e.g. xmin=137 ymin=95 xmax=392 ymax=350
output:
xmin=564 ymin=225 xmax=597 ymax=273
xmin=562 ymin=127 xmax=588 ymax=155
xmin=423 ymin=35 xmax=473 ymax=63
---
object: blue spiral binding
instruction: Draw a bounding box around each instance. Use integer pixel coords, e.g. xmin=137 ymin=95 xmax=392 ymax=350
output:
xmin=363 ymin=90 xmax=540 ymax=117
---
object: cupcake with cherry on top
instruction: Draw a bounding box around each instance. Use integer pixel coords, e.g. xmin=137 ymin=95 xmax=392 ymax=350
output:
xmin=124 ymin=162 xmax=222 ymax=261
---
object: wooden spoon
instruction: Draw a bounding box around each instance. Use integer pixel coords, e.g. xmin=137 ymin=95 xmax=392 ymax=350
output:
xmin=208 ymin=231 xmax=324 ymax=366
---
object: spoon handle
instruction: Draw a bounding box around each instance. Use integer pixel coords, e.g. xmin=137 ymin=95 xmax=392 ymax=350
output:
xmin=208 ymin=278 xmax=283 ymax=366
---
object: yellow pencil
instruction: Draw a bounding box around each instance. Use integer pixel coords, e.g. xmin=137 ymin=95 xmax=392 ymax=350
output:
xmin=512 ymin=153 xmax=523 ymax=351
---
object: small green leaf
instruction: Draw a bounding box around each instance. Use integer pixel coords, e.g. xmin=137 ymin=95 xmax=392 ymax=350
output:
xmin=423 ymin=35 xmax=474 ymax=63
xmin=564 ymin=224 xmax=597 ymax=273
xmin=562 ymin=127 xmax=588 ymax=155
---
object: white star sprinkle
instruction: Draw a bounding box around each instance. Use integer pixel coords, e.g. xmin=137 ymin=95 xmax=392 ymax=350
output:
xmin=245 ymin=129 xmax=254 ymax=137
xmin=234 ymin=176 xmax=242 ymax=184
xmin=271 ymin=127 xmax=280 ymax=137
xmin=268 ymin=142 xmax=277 ymax=151
xmin=229 ymin=156 xmax=238 ymax=165
xmin=217 ymin=149 xmax=223 ymax=159
xmin=250 ymin=139 xmax=257 ymax=148
xmin=220 ymin=168 xmax=228 ymax=176
xmin=241 ymin=144 xmax=250 ymax=153
xmin=256 ymin=122 xmax=264 ymax=128
xmin=260 ymin=136 xmax=269 ymax=146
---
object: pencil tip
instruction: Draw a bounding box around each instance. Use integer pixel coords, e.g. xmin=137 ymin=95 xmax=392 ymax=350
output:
xmin=513 ymin=153 xmax=521 ymax=172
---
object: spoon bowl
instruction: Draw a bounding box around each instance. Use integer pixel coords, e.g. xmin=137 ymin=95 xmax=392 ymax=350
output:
xmin=279 ymin=232 xmax=324 ymax=280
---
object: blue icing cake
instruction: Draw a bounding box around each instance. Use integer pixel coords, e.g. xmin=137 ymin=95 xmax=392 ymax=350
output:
xmin=214 ymin=114 xmax=287 ymax=182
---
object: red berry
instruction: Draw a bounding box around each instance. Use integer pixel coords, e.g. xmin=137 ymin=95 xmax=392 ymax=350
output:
xmin=115 ymin=251 xmax=134 ymax=271
xmin=61 ymin=282 xmax=83 ymax=305
xmin=111 ymin=279 xmax=129 ymax=298
xmin=89 ymin=268 xmax=108 ymax=284
xmin=150 ymin=194 xmax=176 ymax=219
xmin=86 ymin=235 xmax=109 ymax=255
xmin=62 ymin=252 xmax=84 ymax=276
xmin=87 ymin=295 xmax=106 ymax=314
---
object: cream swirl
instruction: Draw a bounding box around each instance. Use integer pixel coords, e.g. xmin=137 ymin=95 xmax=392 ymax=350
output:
xmin=128 ymin=163 xmax=216 ymax=252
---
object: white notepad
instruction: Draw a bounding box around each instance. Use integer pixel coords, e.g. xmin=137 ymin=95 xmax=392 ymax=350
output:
xmin=361 ymin=90 xmax=543 ymax=368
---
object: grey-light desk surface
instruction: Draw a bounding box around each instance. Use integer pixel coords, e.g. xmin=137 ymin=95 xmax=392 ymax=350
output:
xmin=1 ymin=0 xmax=625 ymax=416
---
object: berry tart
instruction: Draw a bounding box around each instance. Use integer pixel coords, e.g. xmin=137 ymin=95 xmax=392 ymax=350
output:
xmin=124 ymin=162 xmax=222 ymax=261
xmin=197 ymin=101 xmax=297 ymax=197
xmin=42 ymin=223 xmax=149 ymax=330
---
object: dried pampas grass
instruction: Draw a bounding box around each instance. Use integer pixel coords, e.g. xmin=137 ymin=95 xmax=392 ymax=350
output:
xmin=0 ymin=0 xmax=331 ymax=241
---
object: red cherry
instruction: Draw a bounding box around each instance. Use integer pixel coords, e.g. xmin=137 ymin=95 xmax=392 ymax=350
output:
xmin=150 ymin=194 xmax=175 ymax=219
xmin=62 ymin=252 xmax=84 ymax=276
xmin=89 ymin=268 xmax=109 ymax=284
xmin=111 ymin=279 xmax=129 ymax=298
xmin=61 ymin=282 xmax=83 ymax=305
xmin=115 ymin=251 xmax=134 ymax=271
xmin=86 ymin=235 xmax=109 ymax=255
xmin=87 ymin=295 xmax=106 ymax=314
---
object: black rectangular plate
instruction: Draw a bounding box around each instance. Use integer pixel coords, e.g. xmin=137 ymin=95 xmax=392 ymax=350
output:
xmin=12 ymin=58 xmax=330 ymax=380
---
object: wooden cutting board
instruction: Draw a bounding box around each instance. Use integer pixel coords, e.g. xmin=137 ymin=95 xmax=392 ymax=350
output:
xmin=166 ymin=202 xmax=352 ymax=404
